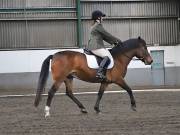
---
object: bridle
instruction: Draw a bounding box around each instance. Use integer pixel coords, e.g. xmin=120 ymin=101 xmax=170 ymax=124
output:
xmin=122 ymin=53 xmax=145 ymax=61
xmin=121 ymin=43 xmax=150 ymax=62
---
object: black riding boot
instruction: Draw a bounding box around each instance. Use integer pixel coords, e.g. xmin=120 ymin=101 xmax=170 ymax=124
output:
xmin=96 ymin=56 xmax=110 ymax=80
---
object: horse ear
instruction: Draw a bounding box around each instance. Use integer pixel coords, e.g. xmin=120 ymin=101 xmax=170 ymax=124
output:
xmin=138 ymin=36 xmax=141 ymax=40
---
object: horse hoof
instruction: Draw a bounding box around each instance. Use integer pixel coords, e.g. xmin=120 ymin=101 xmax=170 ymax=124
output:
xmin=96 ymin=110 xmax=102 ymax=114
xmin=44 ymin=106 xmax=50 ymax=118
xmin=131 ymin=106 xmax=137 ymax=111
xmin=94 ymin=107 xmax=101 ymax=114
xmin=81 ymin=108 xmax=88 ymax=114
xmin=45 ymin=113 xmax=50 ymax=118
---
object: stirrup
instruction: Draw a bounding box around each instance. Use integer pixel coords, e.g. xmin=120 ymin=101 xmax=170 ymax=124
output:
xmin=96 ymin=72 xmax=106 ymax=80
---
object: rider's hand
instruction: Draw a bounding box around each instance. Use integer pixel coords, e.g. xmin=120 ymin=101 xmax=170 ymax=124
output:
xmin=114 ymin=40 xmax=122 ymax=46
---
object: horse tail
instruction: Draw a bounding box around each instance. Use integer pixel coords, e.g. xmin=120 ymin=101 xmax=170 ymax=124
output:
xmin=34 ymin=55 xmax=53 ymax=107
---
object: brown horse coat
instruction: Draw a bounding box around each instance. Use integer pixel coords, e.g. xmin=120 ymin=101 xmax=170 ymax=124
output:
xmin=34 ymin=37 xmax=153 ymax=116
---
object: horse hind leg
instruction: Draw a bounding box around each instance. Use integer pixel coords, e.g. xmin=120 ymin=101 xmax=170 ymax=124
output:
xmin=64 ymin=77 xmax=87 ymax=114
xmin=45 ymin=80 xmax=62 ymax=118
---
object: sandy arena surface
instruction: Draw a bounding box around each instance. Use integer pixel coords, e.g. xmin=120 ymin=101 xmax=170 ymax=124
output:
xmin=0 ymin=88 xmax=180 ymax=135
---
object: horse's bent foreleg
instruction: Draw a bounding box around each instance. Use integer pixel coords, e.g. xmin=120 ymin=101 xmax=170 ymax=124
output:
xmin=45 ymin=81 xmax=62 ymax=117
xmin=64 ymin=78 xmax=87 ymax=113
xmin=94 ymin=83 xmax=109 ymax=113
xmin=116 ymin=79 xmax=136 ymax=111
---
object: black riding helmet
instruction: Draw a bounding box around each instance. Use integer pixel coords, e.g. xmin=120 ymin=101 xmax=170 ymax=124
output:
xmin=91 ymin=10 xmax=106 ymax=20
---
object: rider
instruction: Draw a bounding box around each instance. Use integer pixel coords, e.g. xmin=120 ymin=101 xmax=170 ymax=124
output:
xmin=86 ymin=10 xmax=122 ymax=80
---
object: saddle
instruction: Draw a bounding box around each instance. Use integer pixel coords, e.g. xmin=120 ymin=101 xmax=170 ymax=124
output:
xmin=83 ymin=48 xmax=114 ymax=69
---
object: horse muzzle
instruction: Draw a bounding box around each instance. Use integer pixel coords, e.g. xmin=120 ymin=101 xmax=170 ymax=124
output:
xmin=144 ymin=56 xmax=153 ymax=65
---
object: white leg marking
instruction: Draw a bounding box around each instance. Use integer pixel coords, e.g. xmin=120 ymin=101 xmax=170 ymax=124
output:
xmin=45 ymin=106 xmax=50 ymax=118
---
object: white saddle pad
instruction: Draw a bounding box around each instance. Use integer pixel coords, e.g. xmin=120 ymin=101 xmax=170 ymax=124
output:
xmin=84 ymin=53 xmax=114 ymax=69
xmin=66 ymin=49 xmax=114 ymax=69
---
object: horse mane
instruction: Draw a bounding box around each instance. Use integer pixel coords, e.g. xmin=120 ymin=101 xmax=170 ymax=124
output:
xmin=110 ymin=38 xmax=145 ymax=57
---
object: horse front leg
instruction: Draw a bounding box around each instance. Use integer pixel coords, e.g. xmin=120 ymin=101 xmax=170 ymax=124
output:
xmin=115 ymin=78 xmax=136 ymax=111
xmin=94 ymin=83 xmax=109 ymax=113
xmin=64 ymin=78 xmax=87 ymax=114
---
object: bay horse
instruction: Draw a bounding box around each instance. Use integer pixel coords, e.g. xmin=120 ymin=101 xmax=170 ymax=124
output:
xmin=34 ymin=37 xmax=153 ymax=117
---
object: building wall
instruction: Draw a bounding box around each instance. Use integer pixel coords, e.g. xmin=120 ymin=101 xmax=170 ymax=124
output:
xmin=175 ymin=45 xmax=180 ymax=85
xmin=0 ymin=0 xmax=179 ymax=49
xmin=0 ymin=45 xmax=179 ymax=91
xmin=0 ymin=0 xmax=77 ymax=49
xmin=81 ymin=0 xmax=179 ymax=46
xmin=126 ymin=45 xmax=180 ymax=87
xmin=0 ymin=0 xmax=179 ymax=91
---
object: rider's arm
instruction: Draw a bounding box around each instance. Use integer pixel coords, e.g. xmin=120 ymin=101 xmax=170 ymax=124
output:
xmin=96 ymin=24 xmax=122 ymax=45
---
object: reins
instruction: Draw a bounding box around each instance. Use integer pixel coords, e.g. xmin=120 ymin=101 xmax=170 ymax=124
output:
xmin=122 ymin=53 xmax=144 ymax=61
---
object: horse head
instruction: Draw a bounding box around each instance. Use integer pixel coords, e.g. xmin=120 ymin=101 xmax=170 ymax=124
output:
xmin=135 ymin=36 xmax=153 ymax=65
xmin=111 ymin=37 xmax=153 ymax=65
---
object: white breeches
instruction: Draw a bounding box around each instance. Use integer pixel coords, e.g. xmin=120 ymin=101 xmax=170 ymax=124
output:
xmin=91 ymin=48 xmax=113 ymax=60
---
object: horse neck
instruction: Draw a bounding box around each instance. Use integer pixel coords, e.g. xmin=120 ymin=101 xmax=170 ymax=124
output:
xmin=114 ymin=50 xmax=136 ymax=67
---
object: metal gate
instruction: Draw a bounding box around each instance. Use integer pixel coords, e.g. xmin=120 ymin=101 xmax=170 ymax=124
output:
xmin=151 ymin=50 xmax=165 ymax=86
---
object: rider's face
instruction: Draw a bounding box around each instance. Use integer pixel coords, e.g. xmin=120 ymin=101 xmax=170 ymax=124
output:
xmin=101 ymin=17 xmax=103 ymax=22
xmin=98 ymin=17 xmax=103 ymax=23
